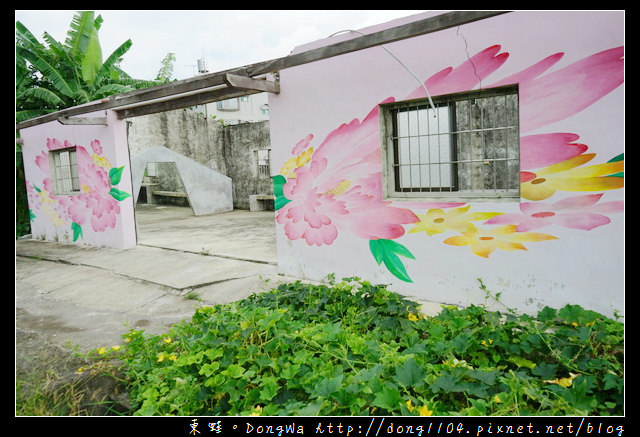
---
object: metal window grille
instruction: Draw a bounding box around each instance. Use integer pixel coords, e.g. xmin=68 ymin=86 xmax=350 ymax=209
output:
xmin=388 ymin=86 xmax=519 ymax=198
xmin=50 ymin=147 xmax=80 ymax=194
xmin=257 ymin=149 xmax=271 ymax=176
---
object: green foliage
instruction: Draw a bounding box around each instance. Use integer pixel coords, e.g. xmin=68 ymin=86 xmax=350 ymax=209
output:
xmin=15 ymin=11 xmax=165 ymax=123
xmin=92 ymin=278 xmax=623 ymax=416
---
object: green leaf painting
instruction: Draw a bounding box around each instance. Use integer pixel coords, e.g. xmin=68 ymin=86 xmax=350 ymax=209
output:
xmin=369 ymin=239 xmax=416 ymax=283
xmin=71 ymin=221 xmax=83 ymax=241
xmin=109 ymin=166 xmax=124 ymax=185
xmin=272 ymin=174 xmax=291 ymax=210
xmin=109 ymin=188 xmax=131 ymax=201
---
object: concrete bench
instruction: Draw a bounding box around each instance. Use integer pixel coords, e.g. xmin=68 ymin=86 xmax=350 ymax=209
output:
xmin=152 ymin=190 xmax=188 ymax=198
xmin=249 ymin=194 xmax=275 ymax=211
xmin=150 ymin=190 xmax=188 ymax=205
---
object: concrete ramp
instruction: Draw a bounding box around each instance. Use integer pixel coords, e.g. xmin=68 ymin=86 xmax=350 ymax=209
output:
xmin=132 ymin=146 xmax=233 ymax=215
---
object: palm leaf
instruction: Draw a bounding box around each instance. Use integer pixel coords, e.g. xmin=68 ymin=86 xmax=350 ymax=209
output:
xmin=81 ymin=25 xmax=102 ymax=85
xmin=16 ymin=46 xmax=76 ymax=98
xmin=96 ymin=40 xmax=132 ymax=83
xmin=16 ymin=109 xmax=57 ymax=123
xmin=15 ymin=21 xmax=42 ymax=50
xmin=17 ymin=87 xmax=65 ymax=107
xmin=42 ymin=32 xmax=84 ymax=89
xmin=92 ymin=83 xmax=135 ymax=99
xmin=65 ymin=11 xmax=96 ymax=58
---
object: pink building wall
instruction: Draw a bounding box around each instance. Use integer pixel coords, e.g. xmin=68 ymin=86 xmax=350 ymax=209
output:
xmin=268 ymin=11 xmax=624 ymax=317
xmin=19 ymin=109 xmax=136 ymax=249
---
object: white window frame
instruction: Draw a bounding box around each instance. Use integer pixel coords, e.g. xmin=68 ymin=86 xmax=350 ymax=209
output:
xmin=49 ymin=147 xmax=80 ymax=195
xmin=380 ymin=85 xmax=520 ymax=203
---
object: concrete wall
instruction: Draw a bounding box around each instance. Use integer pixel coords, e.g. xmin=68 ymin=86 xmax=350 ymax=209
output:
xmin=268 ymin=11 xmax=624 ymax=318
xmin=127 ymin=109 xmax=272 ymax=209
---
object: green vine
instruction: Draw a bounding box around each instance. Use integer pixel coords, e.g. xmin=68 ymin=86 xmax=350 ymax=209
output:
xmin=83 ymin=277 xmax=624 ymax=416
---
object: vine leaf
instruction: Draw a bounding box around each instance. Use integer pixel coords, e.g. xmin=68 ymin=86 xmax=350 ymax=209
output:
xmin=369 ymin=239 xmax=415 ymax=283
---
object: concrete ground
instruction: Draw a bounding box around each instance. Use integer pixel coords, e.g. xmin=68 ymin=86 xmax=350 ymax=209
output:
xmin=16 ymin=205 xmax=297 ymax=354
xmin=16 ymin=204 xmax=444 ymax=358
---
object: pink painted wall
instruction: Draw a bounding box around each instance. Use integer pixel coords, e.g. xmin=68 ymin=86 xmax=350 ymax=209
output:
xmin=19 ymin=109 xmax=136 ymax=249
xmin=268 ymin=11 xmax=624 ymax=317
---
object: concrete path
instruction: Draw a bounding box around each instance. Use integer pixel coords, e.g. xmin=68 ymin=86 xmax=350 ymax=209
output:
xmin=16 ymin=206 xmax=297 ymax=353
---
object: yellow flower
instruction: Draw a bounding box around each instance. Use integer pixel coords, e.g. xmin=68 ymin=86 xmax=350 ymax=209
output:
xmin=492 ymin=395 xmax=502 ymax=403
xmin=280 ymin=147 xmax=314 ymax=178
xmin=75 ymin=367 xmax=85 ymax=374
xmin=249 ymin=405 xmax=263 ymax=416
xmin=92 ymin=154 xmax=111 ymax=169
xmin=521 ymin=154 xmax=623 ymax=201
xmin=157 ymin=353 xmax=166 ymax=362
xmin=321 ymin=180 xmax=351 ymax=196
xmin=544 ymin=373 xmax=579 ymax=388
xmin=407 ymin=312 xmax=419 ymax=322
xmin=168 ymin=354 xmax=178 ymax=361
xmin=124 ymin=337 xmax=132 ymax=343
xmin=444 ymin=225 xmax=557 ymax=258
xmin=405 ymin=400 xmax=415 ymax=412
xmin=418 ymin=405 xmax=433 ymax=416
xmin=481 ymin=339 xmax=493 ymax=347
xmin=97 ymin=347 xmax=106 ymax=355
xmin=163 ymin=337 xmax=172 ymax=344
xmin=571 ymin=322 xmax=579 ymax=327
xmin=409 ymin=205 xmax=503 ymax=236
xmin=111 ymin=345 xmax=121 ymax=351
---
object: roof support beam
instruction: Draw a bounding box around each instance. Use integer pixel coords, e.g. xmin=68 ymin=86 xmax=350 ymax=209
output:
xmin=16 ymin=11 xmax=509 ymax=129
xmin=115 ymin=86 xmax=260 ymax=119
xmin=57 ymin=116 xmax=108 ymax=125
xmin=223 ymin=74 xmax=280 ymax=94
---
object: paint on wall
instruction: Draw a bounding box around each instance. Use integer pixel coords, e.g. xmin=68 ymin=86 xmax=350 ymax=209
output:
xmin=273 ymin=44 xmax=624 ymax=283
xmin=26 ymin=137 xmax=132 ymax=244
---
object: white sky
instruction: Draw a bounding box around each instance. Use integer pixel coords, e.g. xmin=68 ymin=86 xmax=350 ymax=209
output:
xmin=15 ymin=10 xmax=427 ymax=81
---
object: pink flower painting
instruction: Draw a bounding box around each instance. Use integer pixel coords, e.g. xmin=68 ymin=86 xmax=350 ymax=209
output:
xmin=30 ymin=138 xmax=131 ymax=242
xmin=274 ymin=43 xmax=623 ymax=279
xmin=276 ymin=101 xmax=419 ymax=247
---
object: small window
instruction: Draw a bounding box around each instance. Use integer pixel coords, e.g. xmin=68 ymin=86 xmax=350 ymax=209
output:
xmin=381 ymin=85 xmax=520 ymax=202
xmin=257 ymin=149 xmax=271 ymax=176
xmin=50 ymin=147 xmax=80 ymax=194
xmin=217 ymin=98 xmax=239 ymax=111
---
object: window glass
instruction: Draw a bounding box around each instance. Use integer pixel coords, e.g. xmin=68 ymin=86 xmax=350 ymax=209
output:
xmin=382 ymin=86 xmax=519 ymax=201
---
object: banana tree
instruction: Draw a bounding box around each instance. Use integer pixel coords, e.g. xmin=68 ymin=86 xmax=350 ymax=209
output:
xmin=16 ymin=11 xmax=158 ymax=123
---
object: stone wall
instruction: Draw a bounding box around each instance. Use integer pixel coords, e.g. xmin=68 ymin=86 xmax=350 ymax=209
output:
xmin=127 ymin=109 xmax=272 ymax=209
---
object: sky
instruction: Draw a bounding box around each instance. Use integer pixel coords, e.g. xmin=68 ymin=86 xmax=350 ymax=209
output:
xmin=15 ymin=10 xmax=427 ymax=81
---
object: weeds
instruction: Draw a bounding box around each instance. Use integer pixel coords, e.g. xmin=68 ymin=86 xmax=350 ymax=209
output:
xmin=80 ymin=278 xmax=623 ymax=416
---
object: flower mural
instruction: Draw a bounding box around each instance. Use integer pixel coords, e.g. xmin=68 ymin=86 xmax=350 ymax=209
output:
xmin=274 ymin=44 xmax=624 ymax=282
xmin=28 ymin=137 xmax=131 ymax=242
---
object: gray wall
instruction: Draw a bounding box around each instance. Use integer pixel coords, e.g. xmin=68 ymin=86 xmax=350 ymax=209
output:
xmin=127 ymin=109 xmax=272 ymax=209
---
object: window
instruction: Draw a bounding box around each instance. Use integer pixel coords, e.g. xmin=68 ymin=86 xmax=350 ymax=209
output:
xmin=217 ymin=98 xmax=239 ymax=111
xmin=257 ymin=149 xmax=271 ymax=176
xmin=50 ymin=147 xmax=80 ymax=194
xmin=381 ymin=85 xmax=519 ymax=202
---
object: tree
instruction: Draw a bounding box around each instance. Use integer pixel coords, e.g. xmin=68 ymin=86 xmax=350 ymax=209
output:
xmin=16 ymin=11 xmax=161 ymax=123
xmin=15 ymin=11 xmax=166 ymax=237
xmin=155 ymin=52 xmax=176 ymax=82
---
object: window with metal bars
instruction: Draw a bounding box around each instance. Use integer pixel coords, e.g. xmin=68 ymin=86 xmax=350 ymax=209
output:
xmin=381 ymin=85 xmax=520 ymax=202
xmin=50 ymin=147 xmax=80 ymax=195
xmin=257 ymin=148 xmax=271 ymax=176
